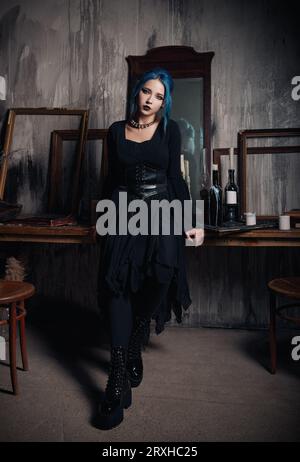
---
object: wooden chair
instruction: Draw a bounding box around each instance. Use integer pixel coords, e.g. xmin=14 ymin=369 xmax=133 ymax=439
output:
xmin=0 ymin=280 xmax=35 ymax=394
xmin=268 ymin=277 xmax=300 ymax=374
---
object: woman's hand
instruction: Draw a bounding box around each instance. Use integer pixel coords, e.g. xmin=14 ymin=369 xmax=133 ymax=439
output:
xmin=185 ymin=228 xmax=205 ymax=246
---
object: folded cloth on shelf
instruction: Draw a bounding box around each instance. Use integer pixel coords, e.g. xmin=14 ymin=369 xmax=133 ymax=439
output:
xmin=0 ymin=200 xmax=22 ymax=222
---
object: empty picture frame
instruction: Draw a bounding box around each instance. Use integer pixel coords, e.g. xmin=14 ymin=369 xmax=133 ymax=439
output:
xmin=0 ymin=108 xmax=89 ymax=217
xmin=238 ymin=128 xmax=300 ymax=220
xmin=49 ymin=129 xmax=108 ymax=224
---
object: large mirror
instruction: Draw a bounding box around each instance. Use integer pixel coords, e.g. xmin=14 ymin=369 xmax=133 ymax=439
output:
xmin=171 ymin=77 xmax=204 ymax=200
xmin=126 ymin=46 xmax=214 ymax=204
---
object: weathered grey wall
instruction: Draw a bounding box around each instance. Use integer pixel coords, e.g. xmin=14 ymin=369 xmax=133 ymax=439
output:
xmin=0 ymin=0 xmax=300 ymax=329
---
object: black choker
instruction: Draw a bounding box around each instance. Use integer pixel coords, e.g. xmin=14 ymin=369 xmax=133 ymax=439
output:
xmin=129 ymin=118 xmax=156 ymax=129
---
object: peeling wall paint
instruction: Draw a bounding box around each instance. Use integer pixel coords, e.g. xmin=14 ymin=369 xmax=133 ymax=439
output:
xmin=1 ymin=0 xmax=299 ymax=141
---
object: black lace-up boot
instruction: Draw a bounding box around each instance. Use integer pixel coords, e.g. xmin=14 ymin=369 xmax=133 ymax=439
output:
xmin=126 ymin=316 xmax=150 ymax=388
xmin=96 ymin=346 xmax=132 ymax=430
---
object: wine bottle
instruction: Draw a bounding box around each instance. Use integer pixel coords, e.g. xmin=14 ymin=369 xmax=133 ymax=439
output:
xmin=224 ymin=169 xmax=239 ymax=223
xmin=199 ymin=148 xmax=210 ymax=224
xmin=209 ymin=164 xmax=223 ymax=227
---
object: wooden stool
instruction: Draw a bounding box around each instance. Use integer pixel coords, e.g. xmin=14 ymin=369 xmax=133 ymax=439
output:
xmin=268 ymin=277 xmax=300 ymax=374
xmin=0 ymin=280 xmax=35 ymax=394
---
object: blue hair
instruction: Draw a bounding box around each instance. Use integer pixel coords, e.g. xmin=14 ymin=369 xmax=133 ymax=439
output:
xmin=128 ymin=67 xmax=174 ymax=133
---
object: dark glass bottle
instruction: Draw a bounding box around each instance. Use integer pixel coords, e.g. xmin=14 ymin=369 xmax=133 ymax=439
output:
xmin=200 ymin=183 xmax=210 ymax=225
xmin=224 ymin=169 xmax=239 ymax=223
xmin=199 ymin=148 xmax=210 ymax=225
xmin=209 ymin=164 xmax=223 ymax=227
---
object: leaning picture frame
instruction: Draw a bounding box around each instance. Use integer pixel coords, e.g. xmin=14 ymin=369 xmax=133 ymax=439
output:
xmin=49 ymin=128 xmax=108 ymax=225
xmin=0 ymin=108 xmax=89 ymax=218
xmin=238 ymin=128 xmax=300 ymax=220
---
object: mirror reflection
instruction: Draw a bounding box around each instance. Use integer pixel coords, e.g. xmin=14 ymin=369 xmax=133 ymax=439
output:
xmin=171 ymin=77 xmax=204 ymax=202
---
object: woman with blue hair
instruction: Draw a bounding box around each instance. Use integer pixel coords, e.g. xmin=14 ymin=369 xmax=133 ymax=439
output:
xmin=96 ymin=67 xmax=204 ymax=430
xmin=128 ymin=68 xmax=173 ymax=134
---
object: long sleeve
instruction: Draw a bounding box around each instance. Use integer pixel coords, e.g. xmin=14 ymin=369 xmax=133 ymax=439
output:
xmin=167 ymin=120 xmax=196 ymax=231
xmin=96 ymin=124 xmax=119 ymax=244
xmin=101 ymin=123 xmax=119 ymax=200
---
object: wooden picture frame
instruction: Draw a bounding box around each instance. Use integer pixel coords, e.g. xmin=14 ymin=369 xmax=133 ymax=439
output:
xmin=49 ymin=129 xmax=108 ymax=224
xmin=0 ymin=108 xmax=89 ymax=217
xmin=238 ymin=128 xmax=300 ymax=220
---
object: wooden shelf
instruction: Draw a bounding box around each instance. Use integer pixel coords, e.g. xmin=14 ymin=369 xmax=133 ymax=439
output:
xmin=0 ymin=223 xmax=97 ymax=244
xmin=1 ymin=224 xmax=299 ymax=247
xmin=203 ymin=228 xmax=300 ymax=247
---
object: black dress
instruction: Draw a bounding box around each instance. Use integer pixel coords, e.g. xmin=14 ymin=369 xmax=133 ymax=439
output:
xmin=97 ymin=117 xmax=193 ymax=335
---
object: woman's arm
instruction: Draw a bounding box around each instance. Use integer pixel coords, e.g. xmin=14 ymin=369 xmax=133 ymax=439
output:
xmin=167 ymin=120 xmax=195 ymax=228
xmin=167 ymin=119 xmax=191 ymax=201
xmin=95 ymin=125 xmax=116 ymax=242
xmin=101 ymin=124 xmax=118 ymax=200
xmin=167 ymin=119 xmax=204 ymax=246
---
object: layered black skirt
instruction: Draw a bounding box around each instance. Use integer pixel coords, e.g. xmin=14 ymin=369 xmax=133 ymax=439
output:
xmin=97 ymin=185 xmax=192 ymax=335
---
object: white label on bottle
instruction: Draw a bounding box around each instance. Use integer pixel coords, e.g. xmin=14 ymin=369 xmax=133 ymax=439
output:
xmin=226 ymin=191 xmax=237 ymax=204
xmin=0 ymin=336 xmax=5 ymax=360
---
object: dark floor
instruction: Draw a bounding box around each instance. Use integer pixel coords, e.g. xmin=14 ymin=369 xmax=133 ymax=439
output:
xmin=0 ymin=319 xmax=300 ymax=442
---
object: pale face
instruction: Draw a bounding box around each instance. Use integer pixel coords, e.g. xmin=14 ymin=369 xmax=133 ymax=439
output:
xmin=137 ymin=79 xmax=165 ymax=118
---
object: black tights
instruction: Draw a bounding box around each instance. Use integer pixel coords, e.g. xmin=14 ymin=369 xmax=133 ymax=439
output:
xmin=108 ymin=276 xmax=171 ymax=348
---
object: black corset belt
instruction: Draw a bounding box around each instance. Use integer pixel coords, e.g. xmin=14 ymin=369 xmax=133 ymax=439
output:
xmin=119 ymin=163 xmax=168 ymax=199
